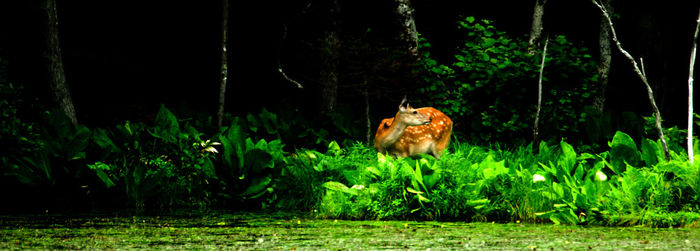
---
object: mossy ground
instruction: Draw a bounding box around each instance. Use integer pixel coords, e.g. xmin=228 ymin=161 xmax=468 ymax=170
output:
xmin=2 ymin=212 xmax=699 ymax=250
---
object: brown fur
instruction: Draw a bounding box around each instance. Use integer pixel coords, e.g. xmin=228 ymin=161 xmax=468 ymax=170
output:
xmin=374 ymin=107 xmax=453 ymax=158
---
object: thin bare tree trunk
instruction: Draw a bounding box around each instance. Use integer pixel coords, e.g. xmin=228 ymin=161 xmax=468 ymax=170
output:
xmin=43 ymin=0 xmax=77 ymax=126
xmin=319 ymin=0 xmax=340 ymax=114
xmin=364 ymin=77 xmax=371 ymax=145
xmin=688 ymin=9 xmax=700 ymax=164
xmin=592 ymin=0 xmax=670 ymax=161
xmin=533 ymin=38 xmax=549 ymax=151
xmin=593 ymin=0 xmax=613 ymax=112
xmin=277 ymin=2 xmax=311 ymax=90
xmin=394 ymin=0 xmax=419 ymax=58
xmin=528 ymin=0 xmax=548 ymax=54
xmin=217 ymin=0 xmax=229 ymax=128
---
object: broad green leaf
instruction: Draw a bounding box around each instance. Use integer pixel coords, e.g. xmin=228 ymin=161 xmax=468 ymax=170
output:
xmin=558 ymin=140 xmax=577 ymax=174
xmin=151 ymin=105 xmax=180 ymax=142
xmin=246 ymin=114 xmax=259 ymax=133
xmin=322 ymin=181 xmax=358 ymax=196
xmin=366 ymin=165 xmax=382 ymax=178
xmin=87 ymin=161 xmax=111 ymax=171
xmin=406 ymin=187 xmax=424 ymax=194
xmin=327 ymin=141 xmax=341 ymax=157
xmin=200 ymin=158 xmax=216 ymax=178
xmin=241 ymin=176 xmax=272 ymax=197
xmin=244 ymin=149 xmax=273 ymax=174
xmin=92 ymin=128 xmax=120 ymax=155
xmin=466 ymin=198 xmax=489 ymax=207
xmin=423 ymin=171 xmax=442 ymax=191
xmin=413 ymin=162 xmax=424 ymax=186
xmin=609 ymin=131 xmax=640 ymax=174
xmin=640 ymin=138 xmax=659 ymax=167
xmin=94 ymin=169 xmax=115 ymax=188
xmin=66 ymin=125 xmax=90 ymax=160
xmin=416 ymin=193 xmax=431 ymax=202
xmin=221 ymin=119 xmax=245 ymax=168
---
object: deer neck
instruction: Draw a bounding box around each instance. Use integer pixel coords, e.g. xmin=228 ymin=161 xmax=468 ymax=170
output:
xmin=380 ymin=114 xmax=410 ymax=147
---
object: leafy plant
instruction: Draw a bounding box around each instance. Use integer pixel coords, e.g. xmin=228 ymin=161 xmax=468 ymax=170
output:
xmin=244 ymin=106 xmax=330 ymax=150
xmin=417 ymin=17 xmax=597 ymax=143
xmin=0 ymin=80 xmax=43 ymax=185
xmin=89 ymin=105 xmax=219 ymax=209
xmin=217 ymin=116 xmax=286 ymax=208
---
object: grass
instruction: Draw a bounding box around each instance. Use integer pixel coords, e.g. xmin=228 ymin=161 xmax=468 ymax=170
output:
xmin=2 ymin=212 xmax=699 ymax=250
xmin=285 ymin=133 xmax=700 ymax=226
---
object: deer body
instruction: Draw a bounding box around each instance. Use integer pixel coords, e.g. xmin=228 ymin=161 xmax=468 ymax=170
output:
xmin=374 ymin=99 xmax=452 ymax=159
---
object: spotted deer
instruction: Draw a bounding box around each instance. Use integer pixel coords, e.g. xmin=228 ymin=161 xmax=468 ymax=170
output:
xmin=374 ymin=97 xmax=453 ymax=159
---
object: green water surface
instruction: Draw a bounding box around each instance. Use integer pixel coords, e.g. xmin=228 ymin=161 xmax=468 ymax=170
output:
xmin=1 ymin=212 xmax=698 ymax=250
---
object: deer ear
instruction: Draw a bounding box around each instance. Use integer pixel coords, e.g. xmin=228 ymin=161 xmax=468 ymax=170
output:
xmin=383 ymin=119 xmax=393 ymax=128
xmin=399 ymin=96 xmax=408 ymax=111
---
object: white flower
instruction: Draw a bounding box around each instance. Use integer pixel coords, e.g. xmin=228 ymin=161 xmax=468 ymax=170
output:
xmin=351 ymin=184 xmax=365 ymax=190
xmin=533 ymin=174 xmax=546 ymax=183
xmin=204 ymin=146 xmax=219 ymax=154
xmin=595 ymin=170 xmax=607 ymax=181
xmin=199 ymin=139 xmax=221 ymax=154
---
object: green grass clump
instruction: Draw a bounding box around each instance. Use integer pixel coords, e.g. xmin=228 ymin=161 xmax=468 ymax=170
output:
xmin=291 ymin=132 xmax=700 ymax=226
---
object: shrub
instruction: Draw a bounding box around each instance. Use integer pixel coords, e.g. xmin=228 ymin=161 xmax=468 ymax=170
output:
xmin=309 ymin=132 xmax=700 ymax=226
xmin=417 ymin=17 xmax=597 ymax=144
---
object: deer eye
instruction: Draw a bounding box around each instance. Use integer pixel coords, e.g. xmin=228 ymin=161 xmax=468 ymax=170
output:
xmin=412 ymin=111 xmax=418 ymax=114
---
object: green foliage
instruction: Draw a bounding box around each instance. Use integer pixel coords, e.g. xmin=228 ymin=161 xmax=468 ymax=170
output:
xmin=3 ymin=109 xmax=91 ymax=188
xmin=89 ymin=105 xmax=219 ymax=209
xmin=1 ymin=96 xmax=339 ymax=211
xmin=246 ymin=107 xmax=324 ymax=146
xmin=417 ymin=17 xmax=598 ymax=143
xmin=609 ymin=131 xmax=641 ymax=173
xmin=0 ymin=80 xmax=43 ymax=185
xmin=217 ymin=117 xmax=286 ymax=207
xmin=4 ymin=74 xmax=700 ymax=227
xmin=643 ymin=115 xmax=689 ymax=154
xmin=301 ymin=131 xmax=700 ymax=226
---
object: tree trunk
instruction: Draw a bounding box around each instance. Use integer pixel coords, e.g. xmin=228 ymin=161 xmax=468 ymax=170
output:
xmin=528 ymin=0 xmax=548 ymax=54
xmin=217 ymin=0 xmax=229 ymax=128
xmin=688 ymin=9 xmax=700 ymax=164
xmin=394 ymin=0 xmax=419 ymax=58
xmin=277 ymin=2 xmax=310 ymax=90
xmin=592 ymin=0 xmax=670 ymax=161
xmin=593 ymin=0 xmax=613 ymax=112
xmin=319 ymin=0 xmax=340 ymax=114
xmin=43 ymin=0 xmax=77 ymax=126
xmin=364 ymin=77 xmax=372 ymax=145
xmin=533 ymin=38 xmax=549 ymax=151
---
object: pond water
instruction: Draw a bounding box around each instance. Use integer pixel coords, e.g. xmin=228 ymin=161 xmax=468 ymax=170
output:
xmin=1 ymin=212 xmax=699 ymax=249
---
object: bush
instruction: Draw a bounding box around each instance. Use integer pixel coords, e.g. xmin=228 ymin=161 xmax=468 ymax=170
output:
xmin=307 ymin=132 xmax=700 ymax=226
xmin=417 ymin=17 xmax=598 ymax=144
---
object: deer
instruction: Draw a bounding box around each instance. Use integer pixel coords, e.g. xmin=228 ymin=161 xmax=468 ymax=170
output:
xmin=374 ymin=97 xmax=453 ymax=159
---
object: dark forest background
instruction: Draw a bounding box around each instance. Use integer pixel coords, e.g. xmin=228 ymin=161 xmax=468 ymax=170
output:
xmin=2 ymin=0 xmax=700 ymax=215
xmin=1 ymin=0 xmax=699 ymax=129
